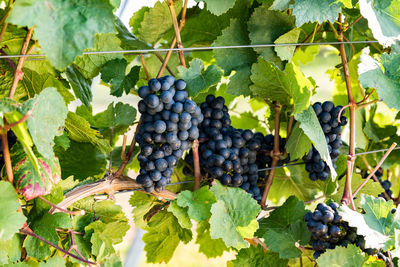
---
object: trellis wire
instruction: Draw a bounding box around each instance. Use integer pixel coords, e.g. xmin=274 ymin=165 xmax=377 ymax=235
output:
xmin=0 ymin=40 xmax=380 ymax=60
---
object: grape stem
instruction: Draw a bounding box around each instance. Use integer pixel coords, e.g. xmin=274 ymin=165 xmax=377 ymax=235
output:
xmin=0 ymin=110 xmax=32 ymax=131
xmin=140 ymin=54 xmax=150 ymax=80
xmin=353 ymin=143 xmax=397 ymax=198
xmin=37 ymin=195 xmax=84 ymax=216
xmin=158 ymin=0 xmax=188 ymax=78
xmin=337 ymin=12 xmax=356 ymax=210
xmin=360 ymin=156 xmax=391 ymax=200
xmin=19 ymin=228 xmax=97 ymax=265
xmin=344 ymin=15 xmax=363 ymax=32
xmin=167 ymin=0 xmax=186 ymax=67
xmin=192 ymin=139 xmax=202 ymax=191
xmin=9 ymin=27 xmax=35 ymax=99
xmin=260 ymin=102 xmax=281 ymax=207
xmin=1 ymin=122 xmax=13 ymax=184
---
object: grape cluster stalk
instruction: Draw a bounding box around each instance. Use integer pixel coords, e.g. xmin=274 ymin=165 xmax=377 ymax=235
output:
xmin=135 ymin=76 xmax=203 ymax=192
xmin=362 ymin=168 xmax=393 ymax=200
xmin=303 ymin=101 xmax=347 ymax=181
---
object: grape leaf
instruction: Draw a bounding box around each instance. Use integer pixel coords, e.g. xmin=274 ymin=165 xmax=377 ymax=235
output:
xmin=359 ymin=0 xmax=400 ymax=47
xmin=209 ymin=182 xmax=260 ymax=249
xmin=85 ymin=220 xmax=129 ymax=260
xmin=338 ymin=195 xmax=394 ymax=250
xmin=212 ymin=18 xmax=256 ymax=96
xmin=0 ymin=181 xmax=26 ymax=241
xmin=64 ymin=112 xmax=111 ymax=153
xmin=198 ymin=0 xmax=236 ymax=15
xmin=8 ymin=0 xmax=115 ymax=69
xmin=295 ymin=106 xmax=336 ymax=179
xmin=270 ymin=0 xmax=291 ymax=10
xmin=316 ymin=244 xmax=365 ymax=267
xmin=92 ymin=102 xmax=137 ymax=137
xmin=54 ymin=132 xmax=70 ymax=151
xmin=0 ymin=23 xmax=27 ymax=56
xmin=290 ymin=0 xmax=341 ymax=27
xmin=129 ymin=6 xmax=149 ymax=36
xmin=0 ymin=234 xmax=21 ymax=265
xmin=55 ymin=141 xmax=106 ymax=180
xmin=24 ymin=87 xmax=67 ymax=159
xmin=137 ymin=0 xmax=182 ymax=45
xmin=74 ymin=33 xmax=124 ymax=79
xmin=142 ymin=210 xmax=192 ymax=263
xmin=167 ymin=201 xmax=192 ymax=229
xmin=264 ymin=221 xmax=311 ymax=258
xmin=177 ymin=59 xmax=222 ymax=98
xmin=100 ymin=59 xmax=140 ymax=97
xmin=358 ymin=49 xmax=400 ymax=110
xmin=38 ymin=256 xmax=65 ymax=267
xmin=250 ymin=58 xmax=313 ymax=114
xmin=24 ymin=213 xmax=72 ymax=260
xmin=65 ymin=65 xmax=92 ymax=107
xmin=195 ymin=221 xmax=229 ymax=258
xmin=129 ymin=192 xmax=162 ymax=229
xmin=230 ymin=245 xmax=288 ymax=267
xmin=176 ymin=186 xmax=217 ymax=222
xmin=285 ymin=123 xmax=312 ymax=160
xmin=115 ymin=17 xmax=149 ymax=51
xmin=274 ymin=28 xmax=301 ymax=61
xmin=248 ymin=7 xmax=295 ymax=64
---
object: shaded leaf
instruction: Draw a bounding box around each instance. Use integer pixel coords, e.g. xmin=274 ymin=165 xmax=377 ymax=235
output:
xmin=195 ymin=221 xmax=229 ymax=258
xmin=66 ymin=65 xmax=92 ymax=107
xmin=230 ymin=245 xmax=288 ymax=267
xmin=290 ymin=0 xmax=341 ymax=27
xmin=167 ymin=201 xmax=192 ymax=229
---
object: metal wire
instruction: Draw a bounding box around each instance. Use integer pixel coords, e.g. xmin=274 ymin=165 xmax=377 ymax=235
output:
xmin=0 ymin=40 xmax=380 ymax=60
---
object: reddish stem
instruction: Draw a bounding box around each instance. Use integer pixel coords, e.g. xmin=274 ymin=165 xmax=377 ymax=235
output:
xmin=167 ymin=0 xmax=186 ymax=67
xmin=1 ymin=128 xmax=13 ymax=184
xmin=38 ymin=195 xmax=84 ymax=216
xmin=140 ymin=54 xmax=150 ymax=80
xmin=115 ymin=122 xmax=141 ymax=178
xmin=192 ymin=139 xmax=201 ymax=190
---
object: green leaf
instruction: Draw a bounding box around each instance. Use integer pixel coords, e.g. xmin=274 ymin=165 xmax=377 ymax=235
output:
xmin=24 ymin=213 xmax=72 ymax=259
xmin=93 ymin=102 xmax=136 ymax=137
xmin=129 ymin=192 xmax=161 ymax=229
xmin=25 ymin=87 xmax=68 ymax=159
xmin=8 ymin=0 xmax=115 ymax=69
xmin=195 ymin=221 xmax=229 ymax=258
xmin=230 ymin=245 xmax=289 ymax=267
xmin=65 ymin=65 xmax=92 ymax=107
xmin=115 ymin=17 xmax=149 ymax=51
xmin=0 ymin=181 xmax=26 ymax=241
xmin=55 ymin=141 xmax=106 ymax=180
xmin=359 ymin=0 xmax=400 ymax=47
xmin=168 ymin=201 xmax=192 ymax=229
xmin=270 ymin=0 xmax=291 ymax=10
xmin=100 ymin=59 xmax=140 ymax=97
xmin=74 ymin=33 xmax=124 ymax=79
xmin=0 ymin=234 xmax=22 ymax=265
xmin=142 ymin=210 xmax=192 ymax=263
xmin=264 ymin=221 xmax=311 ymax=258
xmin=137 ymin=0 xmax=182 ymax=45
xmin=65 ymin=112 xmax=111 ymax=153
xmin=295 ymin=106 xmax=336 ymax=179
xmin=250 ymin=58 xmax=313 ymax=114
xmin=199 ymin=0 xmax=236 ymax=15
xmin=338 ymin=195 xmax=395 ymax=250
xmin=226 ymin=68 xmax=253 ymax=96
xmin=209 ymin=181 xmax=261 ymax=249
xmin=290 ymin=0 xmax=341 ymax=27
xmin=177 ymin=59 xmax=223 ymax=98
xmin=358 ymin=49 xmax=400 ymax=110
xmin=176 ymin=186 xmax=217 ymax=222
xmin=316 ymin=244 xmax=366 ymax=267
xmin=129 ymin=7 xmax=150 ymax=36
xmin=248 ymin=7 xmax=295 ymax=64
xmin=285 ymin=123 xmax=312 ymax=160
xmin=38 ymin=256 xmax=65 ymax=267
xmin=0 ymin=98 xmax=19 ymax=127
xmin=54 ymin=132 xmax=70 ymax=150
xmin=274 ymin=28 xmax=301 ymax=61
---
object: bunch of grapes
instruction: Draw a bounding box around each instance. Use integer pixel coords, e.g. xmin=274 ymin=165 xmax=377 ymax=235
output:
xmin=303 ymin=101 xmax=347 ymax=181
xmin=0 ymin=131 xmax=17 ymax=170
xmin=304 ymin=202 xmax=367 ymax=259
xmin=135 ymin=76 xmax=203 ymax=192
xmin=184 ymin=95 xmax=264 ymax=201
xmin=362 ymin=168 xmax=392 ymax=200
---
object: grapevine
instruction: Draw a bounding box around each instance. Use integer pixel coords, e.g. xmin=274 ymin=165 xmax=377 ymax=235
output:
xmin=0 ymin=1 xmax=399 ymax=267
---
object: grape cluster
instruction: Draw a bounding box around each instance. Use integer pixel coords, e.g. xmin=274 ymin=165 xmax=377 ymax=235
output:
xmin=0 ymin=131 xmax=17 ymax=170
xmin=303 ymin=101 xmax=347 ymax=181
xmin=362 ymin=168 xmax=392 ymax=200
xmin=304 ymin=202 xmax=365 ymax=259
xmin=135 ymin=76 xmax=203 ymax=192
xmin=183 ymin=95 xmax=264 ymax=201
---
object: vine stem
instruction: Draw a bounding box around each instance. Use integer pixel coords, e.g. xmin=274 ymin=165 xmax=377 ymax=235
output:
xmin=338 ymin=12 xmax=356 ymax=210
xmin=9 ymin=27 xmax=34 ymax=99
xmin=167 ymin=0 xmax=186 ymax=67
xmin=361 ymin=156 xmax=391 ymax=200
xmin=140 ymin=54 xmax=150 ymax=80
xmin=353 ymin=142 xmax=397 ymax=197
xmin=260 ymin=103 xmax=281 ymax=207
xmin=344 ymin=15 xmax=363 ymax=32
xmin=37 ymin=195 xmax=84 ymax=216
xmin=0 ymin=110 xmax=32 ymax=131
xmin=192 ymin=139 xmax=201 ymax=190
xmin=154 ymin=52 xmax=176 ymax=76
xmin=157 ymin=0 xmax=188 ymax=77
xmin=19 ymin=228 xmax=97 ymax=265
xmin=1 ymin=124 xmax=13 ymax=184
xmin=287 ymin=105 xmax=295 ymax=138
